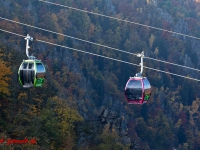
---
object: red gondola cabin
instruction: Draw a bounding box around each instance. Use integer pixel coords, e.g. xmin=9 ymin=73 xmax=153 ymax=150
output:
xmin=124 ymin=77 xmax=151 ymax=104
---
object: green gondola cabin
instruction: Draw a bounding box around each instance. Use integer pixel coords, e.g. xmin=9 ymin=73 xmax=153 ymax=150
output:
xmin=18 ymin=59 xmax=45 ymax=88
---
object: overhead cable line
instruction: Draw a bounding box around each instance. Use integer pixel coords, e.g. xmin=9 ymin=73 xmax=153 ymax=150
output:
xmin=1 ymin=17 xmax=200 ymax=72
xmin=144 ymin=56 xmax=200 ymax=72
xmin=0 ymin=17 xmax=137 ymax=56
xmin=0 ymin=28 xmax=25 ymax=38
xmin=39 ymin=0 xmax=200 ymax=41
xmin=0 ymin=28 xmax=199 ymax=82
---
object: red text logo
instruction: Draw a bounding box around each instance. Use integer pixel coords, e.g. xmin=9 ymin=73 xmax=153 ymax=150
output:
xmin=0 ymin=138 xmax=36 ymax=145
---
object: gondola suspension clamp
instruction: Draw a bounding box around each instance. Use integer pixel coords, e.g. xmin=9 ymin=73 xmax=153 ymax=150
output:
xmin=25 ymin=34 xmax=35 ymax=59
xmin=135 ymin=51 xmax=144 ymax=77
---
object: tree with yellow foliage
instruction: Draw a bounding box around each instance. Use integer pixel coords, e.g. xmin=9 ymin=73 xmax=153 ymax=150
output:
xmin=0 ymin=59 xmax=11 ymax=96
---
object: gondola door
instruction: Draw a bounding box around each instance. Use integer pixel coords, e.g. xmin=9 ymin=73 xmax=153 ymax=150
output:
xmin=125 ymin=78 xmax=144 ymax=104
xmin=20 ymin=61 xmax=34 ymax=88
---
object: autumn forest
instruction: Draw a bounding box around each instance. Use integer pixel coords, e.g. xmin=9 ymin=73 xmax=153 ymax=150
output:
xmin=1 ymin=0 xmax=200 ymax=149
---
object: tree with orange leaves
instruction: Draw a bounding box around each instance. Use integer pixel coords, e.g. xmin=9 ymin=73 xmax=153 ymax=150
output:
xmin=0 ymin=59 xmax=11 ymax=96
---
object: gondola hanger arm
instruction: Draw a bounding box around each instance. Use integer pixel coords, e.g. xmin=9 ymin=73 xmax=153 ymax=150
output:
xmin=25 ymin=34 xmax=35 ymax=59
xmin=136 ymin=51 xmax=144 ymax=76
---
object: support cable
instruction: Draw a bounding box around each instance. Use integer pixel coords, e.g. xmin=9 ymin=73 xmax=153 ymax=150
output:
xmin=0 ymin=17 xmax=200 ymax=72
xmin=39 ymin=0 xmax=200 ymax=40
xmin=0 ymin=28 xmax=199 ymax=82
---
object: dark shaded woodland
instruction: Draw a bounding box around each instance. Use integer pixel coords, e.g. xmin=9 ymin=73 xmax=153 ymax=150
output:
xmin=1 ymin=0 xmax=200 ymax=149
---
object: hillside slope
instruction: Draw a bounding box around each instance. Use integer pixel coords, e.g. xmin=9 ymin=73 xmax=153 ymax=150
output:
xmin=0 ymin=0 xmax=200 ymax=149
